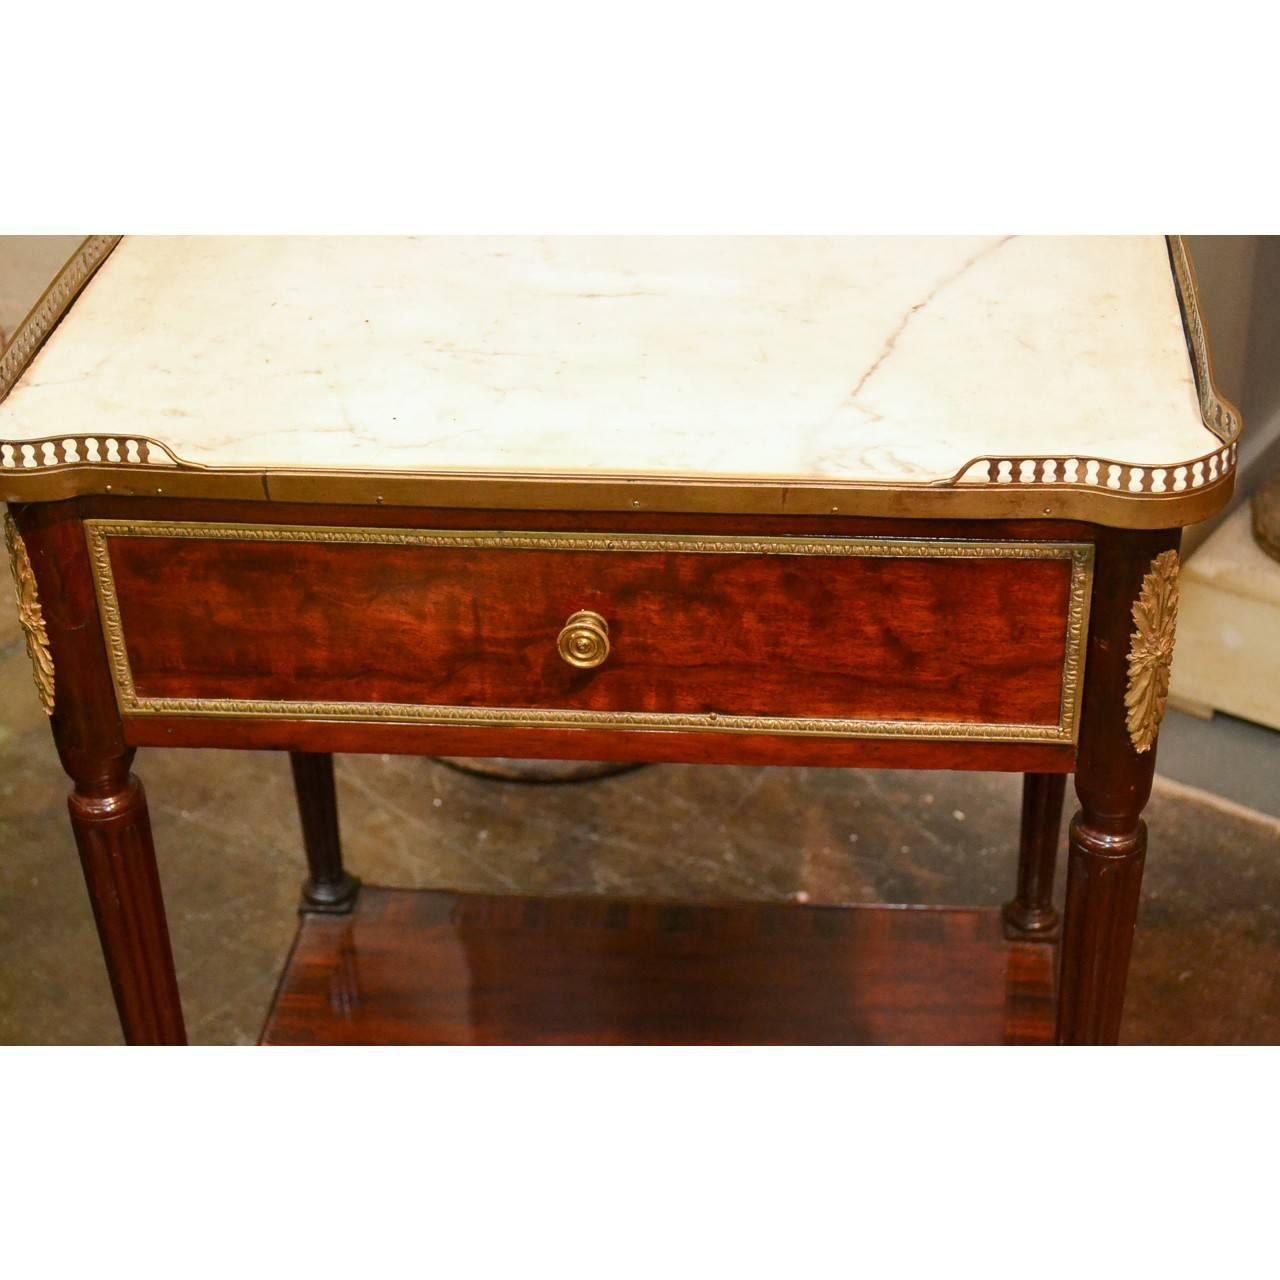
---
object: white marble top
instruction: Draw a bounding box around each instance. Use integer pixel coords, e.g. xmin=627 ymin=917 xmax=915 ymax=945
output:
xmin=0 ymin=236 xmax=1213 ymax=484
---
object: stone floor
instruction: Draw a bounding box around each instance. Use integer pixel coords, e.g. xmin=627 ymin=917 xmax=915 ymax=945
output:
xmin=2 ymin=570 xmax=1278 ymax=1043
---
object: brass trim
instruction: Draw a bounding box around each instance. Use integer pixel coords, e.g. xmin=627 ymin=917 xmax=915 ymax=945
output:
xmin=0 ymin=460 xmax=1237 ymax=527
xmin=1125 ymin=549 xmax=1179 ymax=753
xmin=0 ymin=235 xmax=1241 ymax=529
xmin=85 ymin=519 xmax=1093 ymax=745
xmin=1060 ymin=540 xmax=1094 ymax=742
xmin=4 ymin=513 xmax=55 ymax=715
xmin=1167 ymin=236 xmax=1240 ymax=447
xmin=0 ymin=237 xmax=121 ymax=405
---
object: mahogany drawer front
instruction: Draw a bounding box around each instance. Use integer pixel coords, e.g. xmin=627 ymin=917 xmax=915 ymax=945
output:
xmin=86 ymin=521 xmax=1093 ymax=744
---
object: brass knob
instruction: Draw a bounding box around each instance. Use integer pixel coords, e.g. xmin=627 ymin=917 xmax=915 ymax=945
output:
xmin=557 ymin=610 xmax=610 ymax=669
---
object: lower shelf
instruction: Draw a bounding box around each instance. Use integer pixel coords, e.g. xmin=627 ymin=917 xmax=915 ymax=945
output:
xmin=260 ymin=888 xmax=1056 ymax=1045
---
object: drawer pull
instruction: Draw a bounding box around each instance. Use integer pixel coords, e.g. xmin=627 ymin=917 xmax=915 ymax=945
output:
xmin=557 ymin=610 xmax=610 ymax=669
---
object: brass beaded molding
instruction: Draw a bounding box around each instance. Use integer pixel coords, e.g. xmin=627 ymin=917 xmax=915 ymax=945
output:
xmin=0 ymin=236 xmax=1242 ymax=530
xmin=85 ymin=520 xmax=1094 ymax=745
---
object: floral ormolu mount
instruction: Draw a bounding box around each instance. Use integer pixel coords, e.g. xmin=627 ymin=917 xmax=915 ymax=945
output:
xmin=3 ymin=512 xmax=55 ymax=715
xmin=1125 ymin=549 xmax=1180 ymax=753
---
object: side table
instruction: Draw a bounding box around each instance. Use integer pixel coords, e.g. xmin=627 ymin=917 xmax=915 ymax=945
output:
xmin=0 ymin=235 xmax=1239 ymax=1044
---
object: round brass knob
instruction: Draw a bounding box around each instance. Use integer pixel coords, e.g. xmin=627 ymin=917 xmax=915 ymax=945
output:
xmin=557 ymin=610 xmax=610 ymax=669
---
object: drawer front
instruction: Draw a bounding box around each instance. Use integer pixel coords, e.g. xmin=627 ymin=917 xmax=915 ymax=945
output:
xmin=86 ymin=521 xmax=1093 ymax=744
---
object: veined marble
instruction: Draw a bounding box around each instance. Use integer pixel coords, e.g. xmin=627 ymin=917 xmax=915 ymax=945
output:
xmin=0 ymin=236 xmax=1213 ymax=483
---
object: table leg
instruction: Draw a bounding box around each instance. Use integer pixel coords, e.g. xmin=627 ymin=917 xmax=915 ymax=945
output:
xmin=8 ymin=503 xmax=186 ymax=1044
xmin=71 ymin=768 xmax=186 ymax=1044
xmin=1055 ymin=528 xmax=1178 ymax=1044
xmin=1003 ymin=773 xmax=1065 ymax=937
xmin=290 ymin=751 xmax=359 ymax=913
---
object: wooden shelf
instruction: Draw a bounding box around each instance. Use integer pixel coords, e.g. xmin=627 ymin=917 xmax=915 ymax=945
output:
xmin=257 ymin=885 xmax=1049 ymax=1044
xmin=261 ymin=888 xmax=1055 ymax=1045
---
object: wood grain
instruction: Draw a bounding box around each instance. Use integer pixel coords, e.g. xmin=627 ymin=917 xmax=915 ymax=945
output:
xmin=261 ymin=889 xmax=1056 ymax=1046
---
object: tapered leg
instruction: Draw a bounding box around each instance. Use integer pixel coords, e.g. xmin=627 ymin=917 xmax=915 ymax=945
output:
xmin=1004 ymin=773 xmax=1066 ymax=937
xmin=1056 ymin=528 xmax=1179 ymax=1044
xmin=1057 ymin=815 xmax=1146 ymax=1043
xmin=71 ymin=772 xmax=186 ymax=1044
xmin=8 ymin=503 xmax=186 ymax=1043
xmin=290 ymin=751 xmax=359 ymax=913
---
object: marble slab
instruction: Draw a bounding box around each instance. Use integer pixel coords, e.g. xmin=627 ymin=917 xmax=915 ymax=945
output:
xmin=0 ymin=236 xmax=1212 ymax=483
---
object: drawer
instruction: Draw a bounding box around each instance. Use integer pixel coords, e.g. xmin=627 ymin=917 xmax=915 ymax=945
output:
xmin=86 ymin=521 xmax=1093 ymax=744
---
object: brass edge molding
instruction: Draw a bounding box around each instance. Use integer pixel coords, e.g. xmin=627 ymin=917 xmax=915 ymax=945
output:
xmin=86 ymin=522 xmax=136 ymax=705
xmin=1059 ymin=543 xmax=1094 ymax=743
xmin=85 ymin=519 xmax=1093 ymax=745
xmin=0 ymin=460 xmax=1236 ymax=529
xmin=98 ymin=700 xmax=1072 ymax=742
xmin=1125 ymin=549 xmax=1179 ymax=753
xmin=4 ymin=512 xmax=55 ymax=715
xmin=86 ymin=519 xmax=1094 ymax=559
xmin=0 ymin=237 xmax=121 ymax=405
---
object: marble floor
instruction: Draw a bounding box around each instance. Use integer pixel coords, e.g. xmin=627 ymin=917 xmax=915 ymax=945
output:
xmin=2 ymin=570 xmax=1278 ymax=1044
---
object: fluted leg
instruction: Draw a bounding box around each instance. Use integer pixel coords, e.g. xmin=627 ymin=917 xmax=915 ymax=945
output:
xmin=71 ymin=772 xmax=186 ymax=1044
xmin=1057 ymin=815 xmax=1146 ymax=1043
xmin=290 ymin=751 xmax=359 ymax=914
xmin=1055 ymin=527 xmax=1179 ymax=1045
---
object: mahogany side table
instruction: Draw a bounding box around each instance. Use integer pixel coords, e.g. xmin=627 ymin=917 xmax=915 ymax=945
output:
xmin=0 ymin=236 xmax=1239 ymax=1044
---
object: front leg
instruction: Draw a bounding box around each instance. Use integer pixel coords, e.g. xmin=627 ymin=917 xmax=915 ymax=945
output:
xmin=1056 ymin=530 xmax=1179 ymax=1045
xmin=70 ymin=768 xmax=185 ymax=1044
xmin=8 ymin=503 xmax=185 ymax=1044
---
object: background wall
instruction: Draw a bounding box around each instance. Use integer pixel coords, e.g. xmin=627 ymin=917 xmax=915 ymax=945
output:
xmin=1185 ymin=235 xmax=1280 ymax=551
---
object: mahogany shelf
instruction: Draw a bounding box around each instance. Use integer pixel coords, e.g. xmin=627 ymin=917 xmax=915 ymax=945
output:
xmin=260 ymin=888 xmax=1056 ymax=1045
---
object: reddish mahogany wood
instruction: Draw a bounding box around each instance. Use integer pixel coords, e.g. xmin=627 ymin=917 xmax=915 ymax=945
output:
xmin=260 ymin=889 xmax=1055 ymax=1046
xmin=88 ymin=496 xmax=1086 ymax=770
xmin=1056 ymin=525 xmax=1180 ymax=1044
xmin=70 ymin=777 xmax=185 ymax=1044
xmin=289 ymin=752 xmax=359 ymax=914
xmin=126 ymin=716 xmax=1076 ymax=773
xmin=106 ymin=534 xmax=1074 ymax=729
xmin=12 ymin=502 xmax=185 ymax=1044
xmin=1004 ymin=773 xmax=1067 ymax=938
